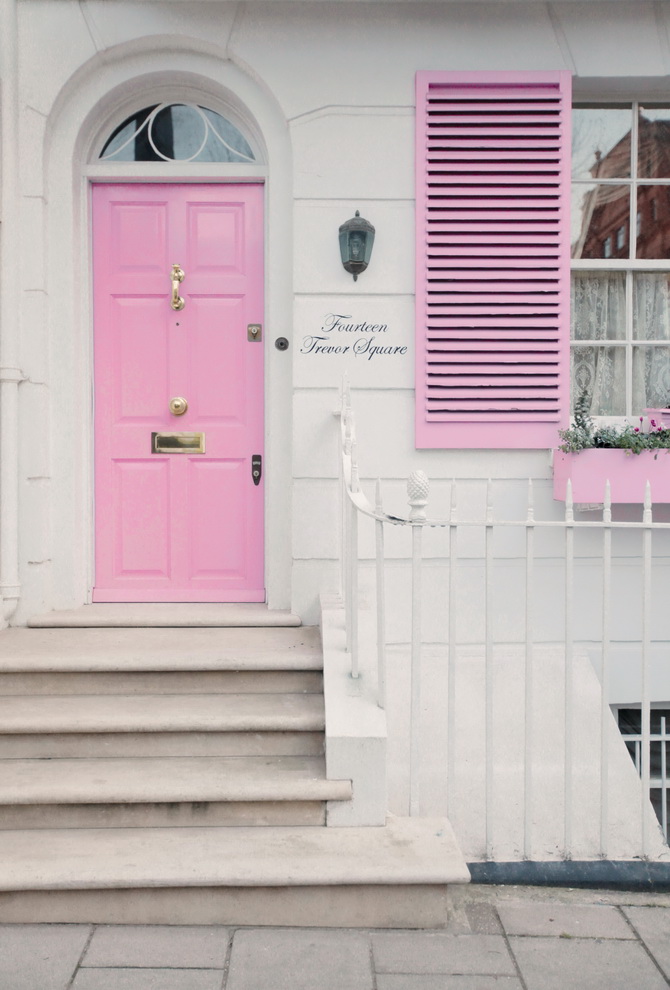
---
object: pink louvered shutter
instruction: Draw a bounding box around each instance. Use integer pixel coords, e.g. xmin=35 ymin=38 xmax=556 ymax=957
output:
xmin=415 ymin=71 xmax=572 ymax=448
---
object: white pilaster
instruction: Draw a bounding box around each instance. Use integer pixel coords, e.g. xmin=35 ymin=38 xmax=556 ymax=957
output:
xmin=0 ymin=0 xmax=24 ymax=624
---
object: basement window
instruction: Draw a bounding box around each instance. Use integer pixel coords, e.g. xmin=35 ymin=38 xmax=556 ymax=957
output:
xmin=617 ymin=707 xmax=670 ymax=842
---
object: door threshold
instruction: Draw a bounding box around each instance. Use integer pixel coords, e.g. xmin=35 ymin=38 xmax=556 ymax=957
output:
xmin=27 ymin=603 xmax=301 ymax=629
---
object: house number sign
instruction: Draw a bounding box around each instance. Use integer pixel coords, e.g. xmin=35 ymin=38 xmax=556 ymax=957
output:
xmin=300 ymin=313 xmax=408 ymax=361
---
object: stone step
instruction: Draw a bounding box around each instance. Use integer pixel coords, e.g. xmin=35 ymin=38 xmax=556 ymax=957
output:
xmin=0 ymin=800 xmax=328 ymax=830
xmin=0 ymin=627 xmax=321 ymax=671
xmin=0 ymin=755 xmax=350 ymax=829
xmin=0 ymin=755 xmax=350 ymax=805
xmin=28 ymin=604 xmax=301 ymax=628
xmin=0 ymin=817 xmax=471 ymax=926
xmin=0 ymin=693 xmax=324 ymax=735
xmin=0 ymin=669 xmax=323 ymax=696
xmin=0 ymin=730 xmax=324 ymax=759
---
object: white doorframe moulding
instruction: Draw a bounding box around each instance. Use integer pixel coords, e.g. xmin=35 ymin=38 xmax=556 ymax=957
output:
xmin=26 ymin=39 xmax=293 ymax=622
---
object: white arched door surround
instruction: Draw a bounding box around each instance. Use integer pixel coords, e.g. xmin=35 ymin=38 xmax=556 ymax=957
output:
xmin=35 ymin=44 xmax=293 ymax=617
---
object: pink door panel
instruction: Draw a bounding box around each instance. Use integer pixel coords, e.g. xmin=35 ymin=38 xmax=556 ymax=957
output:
xmin=93 ymin=183 xmax=264 ymax=602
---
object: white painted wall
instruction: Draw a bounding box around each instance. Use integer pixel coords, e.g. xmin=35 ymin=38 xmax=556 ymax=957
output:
xmin=4 ymin=0 xmax=670 ymax=666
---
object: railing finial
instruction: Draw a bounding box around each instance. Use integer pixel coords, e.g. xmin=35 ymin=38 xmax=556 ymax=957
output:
xmin=407 ymin=470 xmax=429 ymax=522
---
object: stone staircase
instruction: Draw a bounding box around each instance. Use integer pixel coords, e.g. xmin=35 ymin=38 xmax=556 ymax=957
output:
xmin=0 ymin=607 xmax=468 ymax=926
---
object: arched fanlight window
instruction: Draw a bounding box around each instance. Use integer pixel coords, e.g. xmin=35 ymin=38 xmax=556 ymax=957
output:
xmin=100 ymin=103 xmax=256 ymax=163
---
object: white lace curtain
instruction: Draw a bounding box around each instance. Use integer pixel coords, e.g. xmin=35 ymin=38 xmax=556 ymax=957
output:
xmin=571 ymin=272 xmax=670 ymax=415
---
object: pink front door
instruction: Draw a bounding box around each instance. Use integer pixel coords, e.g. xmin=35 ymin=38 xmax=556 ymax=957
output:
xmin=92 ymin=183 xmax=265 ymax=602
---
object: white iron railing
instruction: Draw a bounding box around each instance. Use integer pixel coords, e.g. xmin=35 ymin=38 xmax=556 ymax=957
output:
xmin=338 ymin=379 xmax=670 ymax=860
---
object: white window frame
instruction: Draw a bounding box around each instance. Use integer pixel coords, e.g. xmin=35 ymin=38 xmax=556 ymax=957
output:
xmin=572 ymin=100 xmax=670 ymax=419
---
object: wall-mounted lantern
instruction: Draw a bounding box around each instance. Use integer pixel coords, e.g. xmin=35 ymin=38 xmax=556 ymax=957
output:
xmin=339 ymin=210 xmax=375 ymax=281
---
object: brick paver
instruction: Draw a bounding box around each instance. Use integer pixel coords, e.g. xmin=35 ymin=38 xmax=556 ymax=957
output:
xmin=0 ymin=924 xmax=90 ymax=990
xmin=623 ymin=906 xmax=670 ymax=980
xmin=377 ymin=978 xmax=523 ymax=990
xmin=82 ymin=924 xmax=230 ymax=969
xmin=71 ymin=970 xmax=223 ymax=990
xmin=508 ymin=935 xmax=669 ymax=990
xmin=225 ymin=928 xmax=373 ymax=990
xmin=497 ymin=901 xmax=635 ymax=939
xmin=372 ymin=932 xmax=516 ymax=976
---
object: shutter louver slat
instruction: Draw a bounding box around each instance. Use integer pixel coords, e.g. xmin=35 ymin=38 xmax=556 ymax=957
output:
xmin=416 ymin=71 xmax=571 ymax=448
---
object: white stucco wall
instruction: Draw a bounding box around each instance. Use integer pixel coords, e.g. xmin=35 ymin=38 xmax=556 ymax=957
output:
xmin=5 ymin=0 xmax=670 ymax=678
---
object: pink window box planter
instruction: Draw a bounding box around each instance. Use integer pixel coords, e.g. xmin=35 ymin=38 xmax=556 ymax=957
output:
xmin=553 ymin=449 xmax=670 ymax=503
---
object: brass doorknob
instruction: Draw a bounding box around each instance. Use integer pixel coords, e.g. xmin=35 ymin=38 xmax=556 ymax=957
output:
xmin=169 ymin=396 xmax=188 ymax=416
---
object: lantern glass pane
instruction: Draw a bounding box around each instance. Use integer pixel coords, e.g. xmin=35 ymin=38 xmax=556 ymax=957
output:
xmin=348 ymin=231 xmax=368 ymax=264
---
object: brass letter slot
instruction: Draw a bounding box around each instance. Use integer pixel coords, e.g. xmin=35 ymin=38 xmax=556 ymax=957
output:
xmin=152 ymin=432 xmax=205 ymax=454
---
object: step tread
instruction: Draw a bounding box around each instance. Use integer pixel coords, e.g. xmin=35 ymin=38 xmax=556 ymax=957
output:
xmin=0 ymin=756 xmax=351 ymax=804
xmin=0 ymin=731 xmax=324 ymax=759
xmin=28 ymin=605 xmax=301 ymax=628
xmin=0 ymin=627 xmax=321 ymax=672
xmin=0 ymin=671 xmax=323 ymax=697
xmin=0 ymin=693 xmax=325 ymax=733
xmin=0 ymin=817 xmax=470 ymax=889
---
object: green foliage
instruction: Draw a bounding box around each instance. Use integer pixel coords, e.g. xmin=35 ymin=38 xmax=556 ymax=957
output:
xmin=573 ymin=389 xmax=594 ymax=435
xmin=559 ymin=390 xmax=595 ymax=452
xmin=558 ymin=392 xmax=670 ymax=455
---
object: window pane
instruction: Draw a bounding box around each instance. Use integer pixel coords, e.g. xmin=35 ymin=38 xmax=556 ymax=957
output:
xmin=633 ymin=346 xmax=670 ymax=410
xmin=638 ymin=107 xmax=670 ymax=178
xmin=636 ymin=185 xmax=670 ymax=258
xmin=200 ymin=108 xmax=255 ymax=162
xmin=100 ymin=104 xmax=255 ymax=163
xmin=633 ymin=272 xmax=670 ymax=340
xmin=571 ymin=271 xmax=626 ymax=340
xmin=572 ymin=108 xmax=632 ymax=180
xmin=571 ymin=345 xmax=626 ymax=414
xmin=157 ymin=104 xmax=203 ymax=160
xmin=101 ymin=107 xmax=159 ymax=161
xmin=101 ymin=120 xmax=138 ymax=161
xmin=571 ymin=184 xmax=630 ymax=259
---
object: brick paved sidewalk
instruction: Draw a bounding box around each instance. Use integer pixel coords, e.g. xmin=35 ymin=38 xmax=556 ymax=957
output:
xmin=1 ymin=885 xmax=669 ymax=990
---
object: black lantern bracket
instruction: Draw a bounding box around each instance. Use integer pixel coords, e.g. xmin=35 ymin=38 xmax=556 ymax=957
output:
xmin=339 ymin=210 xmax=375 ymax=281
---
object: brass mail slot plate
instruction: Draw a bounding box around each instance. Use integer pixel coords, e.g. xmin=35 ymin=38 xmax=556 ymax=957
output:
xmin=152 ymin=432 xmax=205 ymax=454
